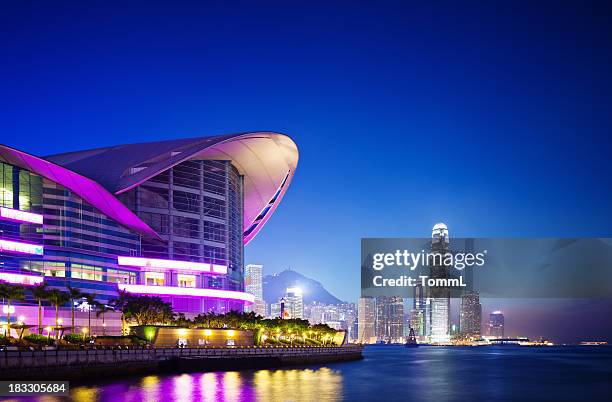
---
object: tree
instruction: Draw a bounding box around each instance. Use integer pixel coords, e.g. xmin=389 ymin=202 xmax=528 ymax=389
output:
xmin=82 ymin=292 xmax=97 ymax=335
xmin=66 ymin=286 xmax=82 ymax=333
xmin=45 ymin=289 xmax=70 ymax=338
xmin=124 ymin=294 xmax=174 ymax=326
xmin=173 ymin=312 xmax=192 ymax=327
xmin=0 ymin=282 xmax=26 ymax=336
xmin=109 ymin=289 xmax=129 ymax=335
xmin=94 ymin=301 xmax=113 ymax=335
xmin=30 ymin=283 xmax=48 ymax=334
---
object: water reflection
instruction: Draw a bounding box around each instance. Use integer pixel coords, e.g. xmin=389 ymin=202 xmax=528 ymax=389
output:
xmin=253 ymin=368 xmax=342 ymax=402
xmin=5 ymin=347 xmax=611 ymax=402
xmin=62 ymin=366 xmax=343 ymax=402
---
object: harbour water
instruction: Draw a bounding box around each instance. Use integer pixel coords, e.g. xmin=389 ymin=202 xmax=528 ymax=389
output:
xmin=3 ymin=345 xmax=611 ymax=401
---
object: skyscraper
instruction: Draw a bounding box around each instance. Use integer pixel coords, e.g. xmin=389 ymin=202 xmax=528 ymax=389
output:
xmin=358 ymin=297 xmax=376 ymax=343
xmin=428 ymin=223 xmax=451 ymax=343
xmin=375 ymin=296 xmax=404 ymax=343
xmin=412 ymin=283 xmax=427 ymax=337
xmin=459 ymin=291 xmax=482 ymax=338
xmin=245 ymin=264 xmax=266 ymax=316
xmin=489 ymin=311 xmax=505 ymax=338
xmin=284 ymin=287 xmax=303 ymax=319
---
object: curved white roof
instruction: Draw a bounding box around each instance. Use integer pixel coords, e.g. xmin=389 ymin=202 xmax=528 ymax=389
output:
xmin=47 ymin=132 xmax=299 ymax=244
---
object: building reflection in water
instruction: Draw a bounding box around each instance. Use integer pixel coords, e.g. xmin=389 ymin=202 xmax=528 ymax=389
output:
xmin=65 ymin=366 xmax=343 ymax=402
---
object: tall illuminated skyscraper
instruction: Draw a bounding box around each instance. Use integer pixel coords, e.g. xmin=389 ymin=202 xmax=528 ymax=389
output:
xmin=245 ymin=264 xmax=265 ymax=316
xmin=460 ymin=291 xmax=482 ymax=338
xmin=358 ymin=297 xmax=376 ymax=343
xmin=284 ymin=287 xmax=303 ymax=319
xmin=412 ymin=283 xmax=427 ymax=337
xmin=428 ymin=223 xmax=451 ymax=343
xmin=375 ymin=296 xmax=404 ymax=343
xmin=489 ymin=311 xmax=505 ymax=338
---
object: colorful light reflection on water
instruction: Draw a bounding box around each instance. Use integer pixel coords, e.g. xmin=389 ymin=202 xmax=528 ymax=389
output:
xmin=61 ymin=367 xmax=341 ymax=402
xmin=3 ymin=346 xmax=611 ymax=402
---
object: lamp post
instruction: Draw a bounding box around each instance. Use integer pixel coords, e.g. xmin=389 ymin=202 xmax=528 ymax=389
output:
xmin=57 ymin=318 xmax=63 ymax=340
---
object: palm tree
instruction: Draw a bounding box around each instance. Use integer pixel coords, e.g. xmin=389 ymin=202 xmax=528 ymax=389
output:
xmin=66 ymin=286 xmax=82 ymax=333
xmin=95 ymin=301 xmax=113 ymax=335
xmin=45 ymin=289 xmax=69 ymax=339
xmin=30 ymin=283 xmax=48 ymax=334
xmin=0 ymin=282 xmax=26 ymax=336
xmin=82 ymin=292 xmax=97 ymax=335
xmin=109 ymin=289 xmax=129 ymax=335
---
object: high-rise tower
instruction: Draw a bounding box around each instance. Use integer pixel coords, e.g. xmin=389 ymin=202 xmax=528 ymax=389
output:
xmin=428 ymin=223 xmax=451 ymax=343
xmin=245 ymin=264 xmax=265 ymax=316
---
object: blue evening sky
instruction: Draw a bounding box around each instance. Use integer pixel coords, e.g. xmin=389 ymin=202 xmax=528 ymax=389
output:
xmin=2 ymin=1 xmax=611 ymax=304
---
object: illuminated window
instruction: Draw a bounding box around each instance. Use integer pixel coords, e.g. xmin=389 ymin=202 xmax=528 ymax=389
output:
xmin=107 ymin=269 xmax=137 ymax=284
xmin=71 ymin=264 xmax=103 ymax=281
xmin=177 ymin=274 xmax=196 ymax=288
xmin=145 ymin=271 xmax=165 ymax=286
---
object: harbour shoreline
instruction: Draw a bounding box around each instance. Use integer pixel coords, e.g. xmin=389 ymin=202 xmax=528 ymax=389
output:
xmin=0 ymin=345 xmax=364 ymax=381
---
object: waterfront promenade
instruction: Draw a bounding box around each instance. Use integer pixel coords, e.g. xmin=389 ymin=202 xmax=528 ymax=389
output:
xmin=0 ymin=345 xmax=364 ymax=380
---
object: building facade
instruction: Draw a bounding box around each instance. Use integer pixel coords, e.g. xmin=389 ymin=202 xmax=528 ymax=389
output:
xmin=488 ymin=311 xmax=505 ymax=338
xmin=244 ymin=264 xmax=265 ymax=316
xmin=375 ymin=296 xmax=404 ymax=343
xmin=459 ymin=291 xmax=482 ymax=338
xmin=357 ymin=297 xmax=376 ymax=343
xmin=0 ymin=133 xmax=298 ymax=324
xmin=284 ymin=287 xmax=303 ymax=319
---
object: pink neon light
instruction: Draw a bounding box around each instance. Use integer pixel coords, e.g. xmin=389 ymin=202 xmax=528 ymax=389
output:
xmin=0 ymin=207 xmax=43 ymax=224
xmin=0 ymin=272 xmax=44 ymax=286
xmin=117 ymin=283 xmax=255 ymax=304
xmin=117 ymin=256 xmax=227 ymax=274
xmin=0 ymin=239 xmax=44 ymax=255
xmin=0 ymin=144 xmax=161 ymax=240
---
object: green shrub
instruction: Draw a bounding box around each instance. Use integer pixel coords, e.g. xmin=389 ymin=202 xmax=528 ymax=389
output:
xmin=264 ymin=337 xmax=279 ymax=345
xmin=23 ymin=334 xmax=53 ymax=346
xmin=0 ymin=335 xmax=12 ymax=346
xmin=63 ymin=333 xmax=91 ymax=344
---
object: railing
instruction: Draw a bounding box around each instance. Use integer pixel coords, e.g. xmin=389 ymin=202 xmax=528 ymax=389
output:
xmin=0 ymin=346 xmax=364 ymax=370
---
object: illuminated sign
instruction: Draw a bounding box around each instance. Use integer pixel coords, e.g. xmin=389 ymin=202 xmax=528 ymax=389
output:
xmin=0 ymin=207 xmax=43 ymax=224
xmin=0 ymin=239 xmax=44 ymax=255
xmin=117 ymin=283 xmax=255 ymax=304
xmin=117 ymin=256 xmax=227 ymax=274
xmin=0 ymin=272 xmax=44 ymax=286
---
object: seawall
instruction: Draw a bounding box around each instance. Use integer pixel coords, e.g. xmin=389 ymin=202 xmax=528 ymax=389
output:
xmin=0 ymin=346 xmax=364 ymax=380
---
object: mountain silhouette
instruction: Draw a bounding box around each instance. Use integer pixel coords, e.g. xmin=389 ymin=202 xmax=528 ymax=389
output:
xmin=263 ymin=269 xmax=344 ymax=305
